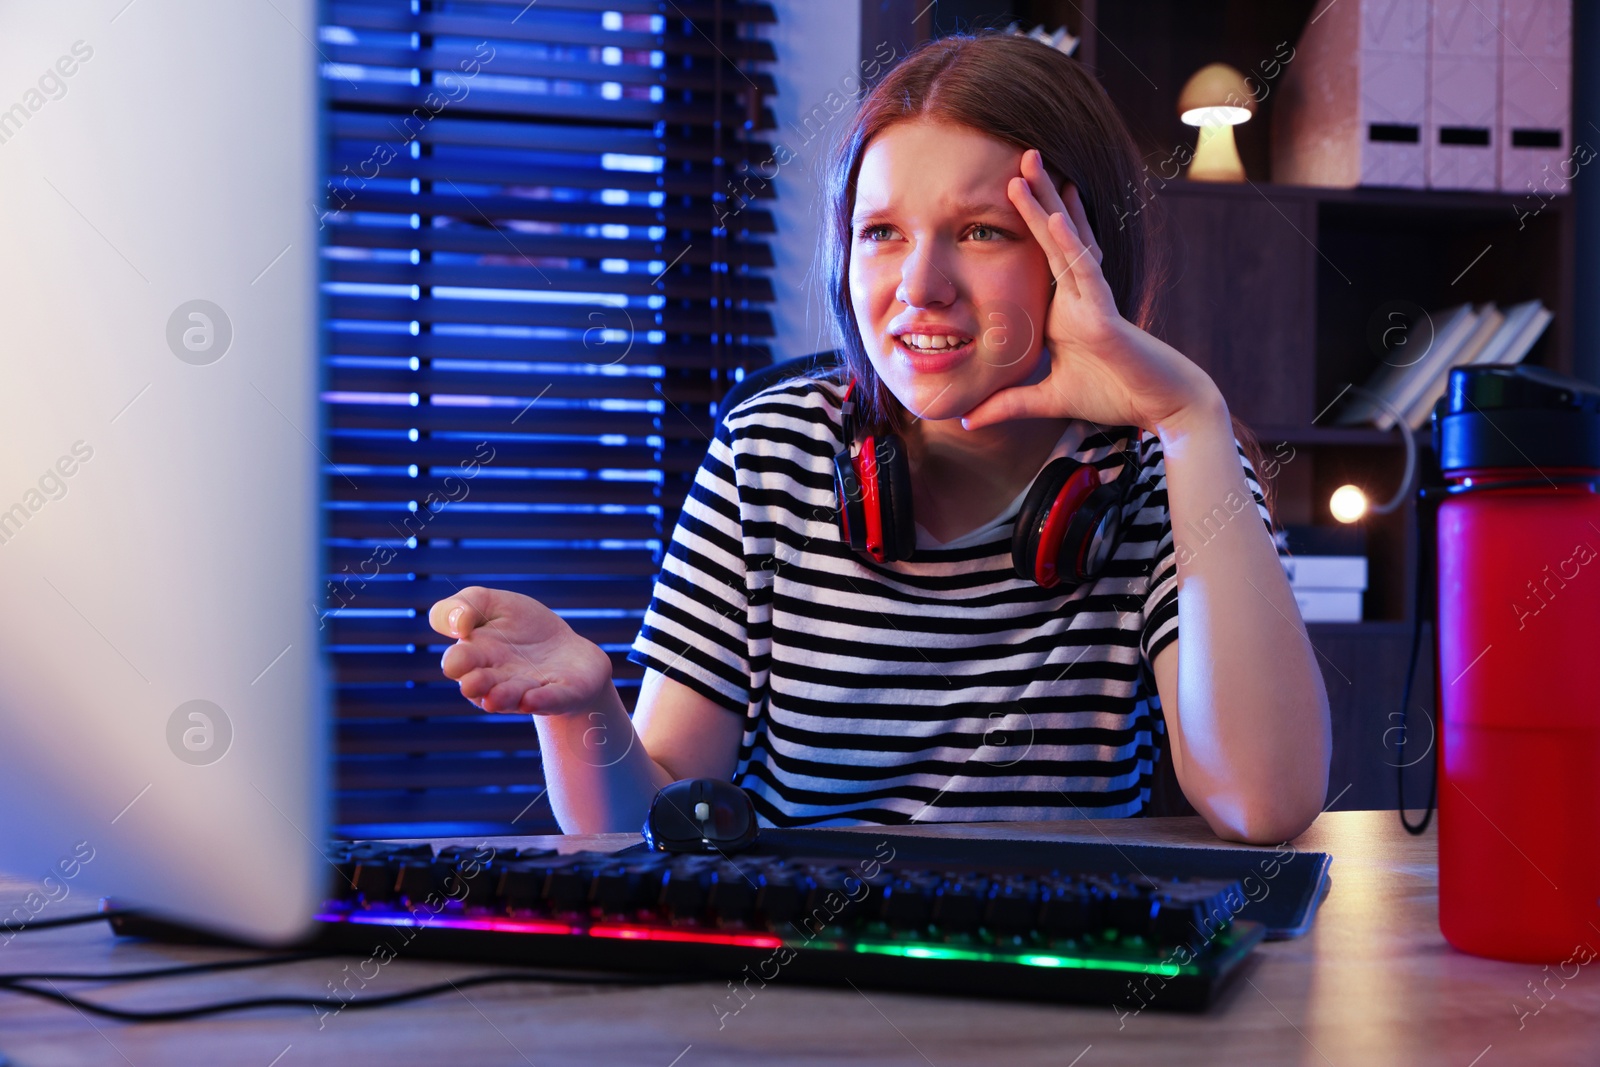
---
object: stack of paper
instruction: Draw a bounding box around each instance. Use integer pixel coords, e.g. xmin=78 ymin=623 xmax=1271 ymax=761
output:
xmin=1334 ymin=299 xmax=1553 ymax=431
xmin=1281 ymin=554 xmax=1368 ymax=622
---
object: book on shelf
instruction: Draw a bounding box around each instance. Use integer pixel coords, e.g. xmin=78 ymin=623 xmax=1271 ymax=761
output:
xmin=1400 ymin=299 xmax=1552 ymax=429
xmin=1276 ymin=524 xmax=1367 ymax=621
xmin=1334 ymin=299 xmax=1552 ymax=430
xmin=1279 ymin=554 xmax=1368 ymax=590
xmin=1274 ymin=524 xmax=1367 ymax=557
xmin=1293 ymin=589 xmax=1365 ymax=623
xmin=1333 ymin=302 xmax=1477 ymax=428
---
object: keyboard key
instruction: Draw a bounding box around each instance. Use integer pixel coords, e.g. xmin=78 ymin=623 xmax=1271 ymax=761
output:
xmin=754 ymin=868 xmax=809 ymax=927
xmin=1151 ymin=878 xmax=1246 ymax=948
xmin=881 ymin=874 xmax=938 ymax=931
xmin=592 ymin=867 xmax=643 ymax=914
xmin=659 ymin=867 xmax=711 ymax=921
xmin=545 ymin=866 xmax=594 ymax=912
xmin=983 ymin=879 xmax=1040 ymax=935
xmin=1037 ymin=878 xmax=1099 ymax=939
xmin=708 ymin=866 xmax=756 ymax=925
xmin=496 ymin=860 xmax=552 ymax=912
xmin=351 ymin=859 xmax=398 ymax=902
xmin=932 ymin=877 xmax=987 ymax=933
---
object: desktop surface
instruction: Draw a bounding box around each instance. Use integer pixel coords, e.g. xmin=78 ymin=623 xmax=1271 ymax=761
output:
xmin=0 ymin=811 xmax=1592 ymax=1066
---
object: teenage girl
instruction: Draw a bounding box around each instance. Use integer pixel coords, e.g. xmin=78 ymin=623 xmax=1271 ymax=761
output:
xmin=427 ymin=31 xmax=1332 ymax=845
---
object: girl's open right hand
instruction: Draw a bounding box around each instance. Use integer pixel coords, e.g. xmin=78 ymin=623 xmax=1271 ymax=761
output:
xmin=428 ymin=586 xmax=613 ymax=716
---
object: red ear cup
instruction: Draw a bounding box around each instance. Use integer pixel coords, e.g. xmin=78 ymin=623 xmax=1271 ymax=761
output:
xmin=832 ymin=377 xmax=918 ymax=565
xmin=854 ymin=433 xmax=888 ymax=562
xmin=875 ymin=433 xmax=915 ymax=562
xmin=1012 ymin=456 xmax=1135 ymax=587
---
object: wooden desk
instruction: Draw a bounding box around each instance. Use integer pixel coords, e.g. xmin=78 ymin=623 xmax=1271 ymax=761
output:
xmin=1 ymin=811 xmax=1594 ymax=1066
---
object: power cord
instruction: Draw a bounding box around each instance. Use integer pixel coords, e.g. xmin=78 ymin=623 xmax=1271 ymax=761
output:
xmin=0 ymin=968 xmax=679 ymax=1023
xmin=0 ymin=950 xmax=335 ymax=986
xmin=0 ymin=909 xmax=684 ymax=1021
xmin=2 ymin=910 xmax=137 ymax=935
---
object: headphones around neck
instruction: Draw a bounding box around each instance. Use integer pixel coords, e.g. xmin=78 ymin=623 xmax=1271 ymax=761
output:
xmin=830 ymin=379 xmax=1141 ymax=587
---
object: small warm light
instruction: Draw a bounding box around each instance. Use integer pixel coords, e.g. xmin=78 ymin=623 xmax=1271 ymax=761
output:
xmin=1177 ymin=64 xmax=1257 ymax=182
xmin=1330 ymin=484 xmax=1369 ymax=524
xmin=1180 ymin=105 xmax=1253 ymax=127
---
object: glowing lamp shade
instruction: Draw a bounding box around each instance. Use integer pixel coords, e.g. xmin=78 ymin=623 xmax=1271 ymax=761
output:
xmin=1330 ymin=484 xmax=1369 ymax=524
xmin=1177 ymin=63 xmax=1256 ymax=182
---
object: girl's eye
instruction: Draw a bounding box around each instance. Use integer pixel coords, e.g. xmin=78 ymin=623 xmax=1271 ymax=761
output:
xmin=854 ymin=223 xmax=1006 ymax=241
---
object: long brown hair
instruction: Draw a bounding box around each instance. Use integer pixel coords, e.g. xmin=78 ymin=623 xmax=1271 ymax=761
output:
xmin=815 ymin=29 xmax=1277 ymax=521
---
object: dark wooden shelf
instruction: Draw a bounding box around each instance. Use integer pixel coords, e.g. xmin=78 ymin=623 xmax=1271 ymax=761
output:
xmin=1307 ymin=620 xmax=1419 ymax=638
xmin=1160 ymin=176 xmax=1572 ymax=216
xmin=904 ymin=0 xmax=1560 ymax=811
xmin=1252 ymin=424 xmax=1430 ymax=447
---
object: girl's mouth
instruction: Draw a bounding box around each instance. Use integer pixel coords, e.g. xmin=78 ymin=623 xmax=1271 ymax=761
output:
xmin=893 ymin=333 xmax=975 ymax=370
xmin=894 ymin=333 xmax=974 ymax=354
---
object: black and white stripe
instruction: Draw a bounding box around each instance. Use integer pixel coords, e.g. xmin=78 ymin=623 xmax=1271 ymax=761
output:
xmin=629 ymin=377 xmax=1270 ymax=827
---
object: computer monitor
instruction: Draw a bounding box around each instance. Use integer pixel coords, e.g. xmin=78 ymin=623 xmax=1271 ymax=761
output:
xmin=0 ymin=0 xmax=327 ymax=942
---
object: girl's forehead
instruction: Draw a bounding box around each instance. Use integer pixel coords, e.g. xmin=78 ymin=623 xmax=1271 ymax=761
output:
xmin=859 ymin=120 xmax=1016 ymax=165
xmin=853 ymin=124 xmax=1023 ymax=216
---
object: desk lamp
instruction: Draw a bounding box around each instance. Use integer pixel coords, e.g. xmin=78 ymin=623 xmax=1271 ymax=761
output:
xmin=1178 ymin=63 xmax=1256 ymax=182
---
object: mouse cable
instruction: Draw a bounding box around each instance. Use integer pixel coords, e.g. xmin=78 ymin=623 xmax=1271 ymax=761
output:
xmin=0 ymin=967 xmax=683 ymax=1023
xmin=0 ymin=950 xmax=339 ymax=987
xmin=1 ymin=910 xmax=138 ymax=935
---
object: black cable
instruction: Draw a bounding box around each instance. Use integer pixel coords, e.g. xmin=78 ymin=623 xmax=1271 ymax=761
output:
xmin=0 ymin=951 xmax=336 ymax=987
xmin=0 ymin=967 xmax=681 ymax=1023
xmin=1 ymin=910 xmax=136 ymax=935
xmin=1398 ymin=487 xmax=1439 ymax=835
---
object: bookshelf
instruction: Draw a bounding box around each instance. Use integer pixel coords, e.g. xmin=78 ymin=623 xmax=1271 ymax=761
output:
xmin=896 ymin=0 xmax=1578 ymax=809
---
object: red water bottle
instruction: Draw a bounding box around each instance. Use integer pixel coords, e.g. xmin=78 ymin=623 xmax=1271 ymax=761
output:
xmin=1432 ymin=364 xmax=1600 ymax=962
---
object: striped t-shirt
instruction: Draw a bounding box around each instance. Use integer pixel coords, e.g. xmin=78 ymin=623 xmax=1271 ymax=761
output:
xmin=628 ymin=375 xmax=1271 ymax=828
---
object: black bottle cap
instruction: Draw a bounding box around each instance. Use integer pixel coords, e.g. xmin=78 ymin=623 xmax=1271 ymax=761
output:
xmin=1433 ymin=365 xmax=1600 ymax=474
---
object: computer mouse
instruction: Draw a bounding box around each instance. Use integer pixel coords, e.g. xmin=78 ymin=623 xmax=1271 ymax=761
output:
xmin=642 ymin=777 xmax=759 ymax=853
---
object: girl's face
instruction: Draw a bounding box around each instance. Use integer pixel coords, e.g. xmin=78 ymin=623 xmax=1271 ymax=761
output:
xmin=847 ymin=119 xmax=1055 ymax=424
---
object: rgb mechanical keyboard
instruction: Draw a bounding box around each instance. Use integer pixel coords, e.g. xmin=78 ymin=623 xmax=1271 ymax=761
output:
xmin=115 ymin=831 xmax=1280 ymax=1010
xmin=108 ymin=829 xmax=1329 ymax=1010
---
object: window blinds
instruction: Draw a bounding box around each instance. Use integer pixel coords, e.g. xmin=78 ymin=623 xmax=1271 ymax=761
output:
xmin=316 ymin=0 xmax=779 ymax=833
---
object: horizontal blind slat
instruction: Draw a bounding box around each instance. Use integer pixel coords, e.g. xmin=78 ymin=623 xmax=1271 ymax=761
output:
xmin=325 ymin=82 xmax=775 ymax=130
xmin=326 ymin=295 xmax=775 ymax=337
xmin=329 ymin=616 xmax=644 ymax=647
xmin=321 ymin=221 xmax=775 ymax=268
xmin=325 ymin=150 xmax=777 ymax=202
xmin=322 ymin=189 xmax=777 ymax=233
xmin=326 ymin=368 xmax=722 ymax=402
xmin=341 ymin=720 xmax=556 ymax=753
xmin=327 ymin=511 xmax=660 ymax=540
xmin=325 ymin=44 xmax=778 ymax=95
xmin=334 ymin=678 xmax=641 ymax=720
xmin=326 ymin=5 xmax=777 ymax=60
xmin=334 ymin=791 xmax=557 ymax=832
xmin=325 ymin=477 xmax=668 ymax=508
xmin=318 ymin=577 xmax=655 ymax=611
xmin=332 ymin=650 xmax=638 ymax=684
xmin=337 ymin=756 xmax=545 ymax=792
xmin=324 ymin=259 xmax=776 ymax=302
xmin=352 ymin=0 xmax=777 ymax=21
xmin=327 ymin=438 xmax=697 ymax=470
xmin=327 ymin=332 xmax=770 ymax=367
xmin=327 ymin=114 xmax=774 ymax=167
xmin=329 ymin=407 xmax=666 ymax=436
